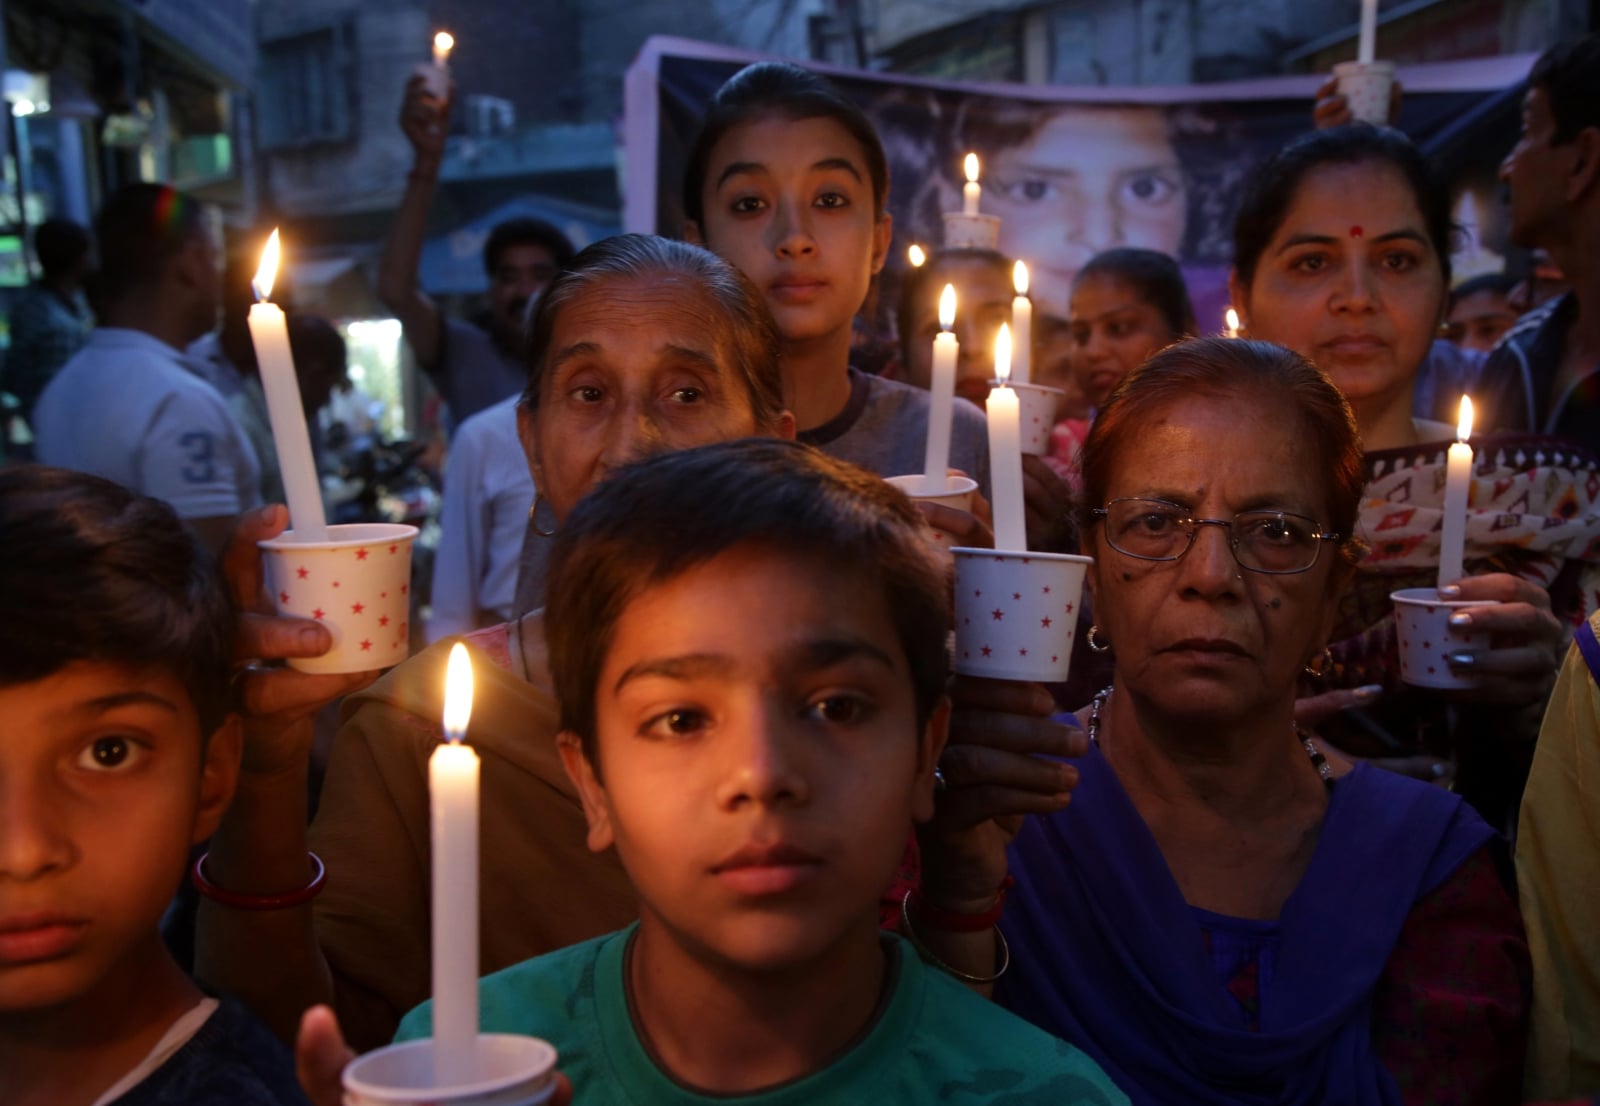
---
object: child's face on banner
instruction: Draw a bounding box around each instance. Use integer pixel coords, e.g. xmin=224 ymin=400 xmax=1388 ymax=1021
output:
xmin=987 ymin=106 xmax=1186 ymax=318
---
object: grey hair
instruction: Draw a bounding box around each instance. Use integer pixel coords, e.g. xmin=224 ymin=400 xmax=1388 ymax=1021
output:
xmin=519 ymin=233 xmax=785 ymax=432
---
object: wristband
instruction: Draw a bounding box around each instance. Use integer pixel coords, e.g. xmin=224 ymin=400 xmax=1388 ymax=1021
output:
xmin=910 ymin=875 xmax=1015 ymax=933
xmin=192 ymin=851 xmax=326 ymax=911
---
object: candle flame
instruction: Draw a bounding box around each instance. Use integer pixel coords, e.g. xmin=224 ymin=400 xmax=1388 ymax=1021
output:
xmin=938 ymin=284 xmax=956 ymax=331
xmin=907 ymin=244 xmax=926 ymax=268
xmin=964 ymin=153 xmax=980 ymax=184
xmin=995 ymin=322 xmax=1012 ymax=386
xmin=1224 ymin=307 xmax=1240 ymax=334
xmin=252 ymin=229 xmax=281 ymax=302
xmin=1013 ymin=260 xmax=1029 ymax=296
xmin=442 ymin=642 xmax=474 ymax=742
xmin=1456 ymin=395 xmax=1474 ymax=442
xmin=433 ymin=31 xmax=455 ymax=58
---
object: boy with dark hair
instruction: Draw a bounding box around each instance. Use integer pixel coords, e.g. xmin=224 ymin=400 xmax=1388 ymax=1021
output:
xmin=392 ymin=439 xmax=1124 ymax=1104
xmin=1487 ymin=34 xmax=1600 ymax=456
xmin=0 ymin=465 xmax=307 ymax=1106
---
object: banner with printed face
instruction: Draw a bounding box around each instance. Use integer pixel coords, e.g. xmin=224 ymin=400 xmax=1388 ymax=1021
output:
xmin=624 ymin=36 xmax=1534 ymax=373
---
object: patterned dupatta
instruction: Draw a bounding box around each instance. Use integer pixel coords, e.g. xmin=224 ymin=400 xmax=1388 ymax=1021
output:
xmin=1326 ymin=433 xmax=1600 ymax=694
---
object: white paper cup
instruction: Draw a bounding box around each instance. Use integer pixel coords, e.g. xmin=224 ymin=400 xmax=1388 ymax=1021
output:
xmin=942 ymin=212 xmax=1001 ymax=251
xmin=1002 ymin=382 xmax=1065 ymax=456
xmin=1390 ymin=587 xmax=1495 ymax=690
xmin=886 ymin=474 xmax=979 ymax=547
xmin=952 ymin=548 xmax=1093 ymax=682
xmin=1333 ymin=61 xmax=1396 ymax=126
xmin=259 ymin=522 xmax=419 ymax=674
xmin=343 ymin=1035 xmax=558 ymax=1106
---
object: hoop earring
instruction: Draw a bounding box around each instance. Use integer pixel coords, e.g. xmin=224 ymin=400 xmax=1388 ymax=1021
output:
xmin=1087 ymin=624 xmax=1111 ymax=654
xmin=1304 ymin=647 xmax=1333 ymax=678
xmin=528 ymin=492 xmax=557 ymax=538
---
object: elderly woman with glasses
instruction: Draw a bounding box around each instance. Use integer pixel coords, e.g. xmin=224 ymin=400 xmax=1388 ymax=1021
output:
xmin=914 ymin=338 xmax=1529 ymax=1106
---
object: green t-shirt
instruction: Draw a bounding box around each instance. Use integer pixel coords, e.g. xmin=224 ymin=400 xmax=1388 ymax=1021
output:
xmin=396 ymin=925 xmax=1126 ymax=1105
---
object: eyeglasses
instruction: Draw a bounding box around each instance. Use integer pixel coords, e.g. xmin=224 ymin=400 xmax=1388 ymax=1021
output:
xmin=1091 ymin=497 xmax=1341 ymax=575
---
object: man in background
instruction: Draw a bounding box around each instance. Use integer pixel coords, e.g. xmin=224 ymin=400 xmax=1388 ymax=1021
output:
xmin=32 ymin=184 xmax=258 ymax=552
xmin=1485 ymin=35 xmax=1600 ymax=455
xmin=378 ymin=74 xmax=572 ymax=428
xmin=4 ymin=217 xmax=93 ymax=423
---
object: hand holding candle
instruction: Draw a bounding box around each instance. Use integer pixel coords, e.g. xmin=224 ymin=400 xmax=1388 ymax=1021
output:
xmin=1011 ymin=261 xmax=1033 ymax=385
xmin=419 ymin=30 xmax=454 ymax=99
xmin=963 ymin=153 xmax=981 ymax=216
xmin=922 ymin=284 xmax=960 ymax=493
xmin=248 ymin=230 xmax=328 ymax=542
xmin=1438 ymin=396 xmax=1473 ymax=589
xmin=987 ymin=323 xmax=1027 ymax=552
xmin=431 ymin=642 xmax=480 ymax=1085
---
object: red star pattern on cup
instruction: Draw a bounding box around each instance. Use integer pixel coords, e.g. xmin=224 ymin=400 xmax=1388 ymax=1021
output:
xmin=265 ymin=533 xmax=417 ymax=671
xmin=953 ymin=553 xmax=1085 ymax=683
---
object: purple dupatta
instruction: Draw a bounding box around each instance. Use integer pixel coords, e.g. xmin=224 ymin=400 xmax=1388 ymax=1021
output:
xmin=996 ymin=745 xmax=1493 ymax=1106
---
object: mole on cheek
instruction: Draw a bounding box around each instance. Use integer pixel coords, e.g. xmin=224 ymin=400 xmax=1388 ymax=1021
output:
xmin=1121 ymin=572 xmax=1133 ymax=582
xmin=1267 ymin=598 xmax=1283 ymax=610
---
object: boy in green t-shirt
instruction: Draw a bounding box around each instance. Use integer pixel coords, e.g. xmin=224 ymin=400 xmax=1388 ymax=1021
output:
xmin=393 ymin=439 xmax=1124 ymax=1104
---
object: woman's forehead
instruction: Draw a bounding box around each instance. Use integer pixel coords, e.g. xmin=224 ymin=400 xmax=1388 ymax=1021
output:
xmin=552 ymin=274 xmax=733 ymax=364
xmin=710 ymin=112 xmax=870 ymax=176
xmin=1276 ymin=160 xmax=1425 ymax=238
xmin=1106 ymin=393 xmax=1325 ymax=495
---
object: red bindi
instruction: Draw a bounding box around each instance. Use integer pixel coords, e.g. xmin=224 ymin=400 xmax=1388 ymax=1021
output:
xmin=1350 ymin=225 xmax=1364 ymax=238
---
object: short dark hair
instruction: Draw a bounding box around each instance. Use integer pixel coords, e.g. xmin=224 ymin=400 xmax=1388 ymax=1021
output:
xmin=1074 ymin=248 xmax=1198 ymax=339
xmin=1528 ymin=34 xmax=1600 ymax=146
xmin=0 ymin=466 xmax=236 ymax=737
xmin=93 ymin=183 xmax=209 ymax=303
xmin=521 ymin=233 xmax=786 ymax=433
xmin=682 ymin=61 xmax=889 ymax=226
xmin=1232 ymin=126 xmax=1456 ymax=291
xmin=896 ymin=247 xmax=1011 ymax=367
xmin=545 ymin=439 xmax=949 ymax=768
xmin=35 ymin=218 xmax=92 ymax=279
xmin=1449 ymin=271 xmax=1517 ymax=309
xmin=483 ymin=217 xmax=575 ymax=277
xmin=1077 ymin=337 xmax=1365 ymax=566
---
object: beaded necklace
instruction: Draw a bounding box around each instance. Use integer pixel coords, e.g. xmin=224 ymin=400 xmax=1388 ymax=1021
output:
xmin=1086 ymin=686 xmax=1334 ymax=790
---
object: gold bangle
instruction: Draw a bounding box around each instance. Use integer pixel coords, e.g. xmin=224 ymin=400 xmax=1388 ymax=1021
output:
xmin=898 ymin=889 xmax=1010 ymax=984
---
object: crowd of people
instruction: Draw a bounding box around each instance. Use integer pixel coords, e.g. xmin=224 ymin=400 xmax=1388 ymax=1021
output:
xmin=3 ymin=29 xmax=1600 ymax=1106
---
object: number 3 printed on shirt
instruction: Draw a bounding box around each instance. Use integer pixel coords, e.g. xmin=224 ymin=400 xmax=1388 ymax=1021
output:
xmin=179 ymin=431 xmax=217 ymax=483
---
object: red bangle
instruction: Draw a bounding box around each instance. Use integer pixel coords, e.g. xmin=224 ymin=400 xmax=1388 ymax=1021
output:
xmin=192 ymin=851 xmax=326 ymax=911
xmin=911 ymin=876 xmax=1015 ymax=932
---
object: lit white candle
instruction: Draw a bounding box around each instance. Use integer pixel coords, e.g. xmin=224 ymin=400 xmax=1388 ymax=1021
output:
xmin=1224 ymin=307 xmax=1241 ymax=339
xmin=963 ymin=153 xmax=981 ymax=216
xmin=923 ymin=284 xmax=959 ymax=493
xmin=421 ymin=31 xmax=454 ymax=99
xmin=907 ymin=243 xmax=926 ymax=268
xmin=987 ymin=323 xmax=1027 ymax=552
xmin=431 ymin=642 xmax=479 ymax=1085
xmin=1011 ymin=261 xmax=1033 ymax=384
xmin=247 ymin=230 xmax=328 ymax=542
xmin=1438 ymin=396 xmax=1473 ymax=589
xmin=1358 ymin=0 xmax=1378 ymax=65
